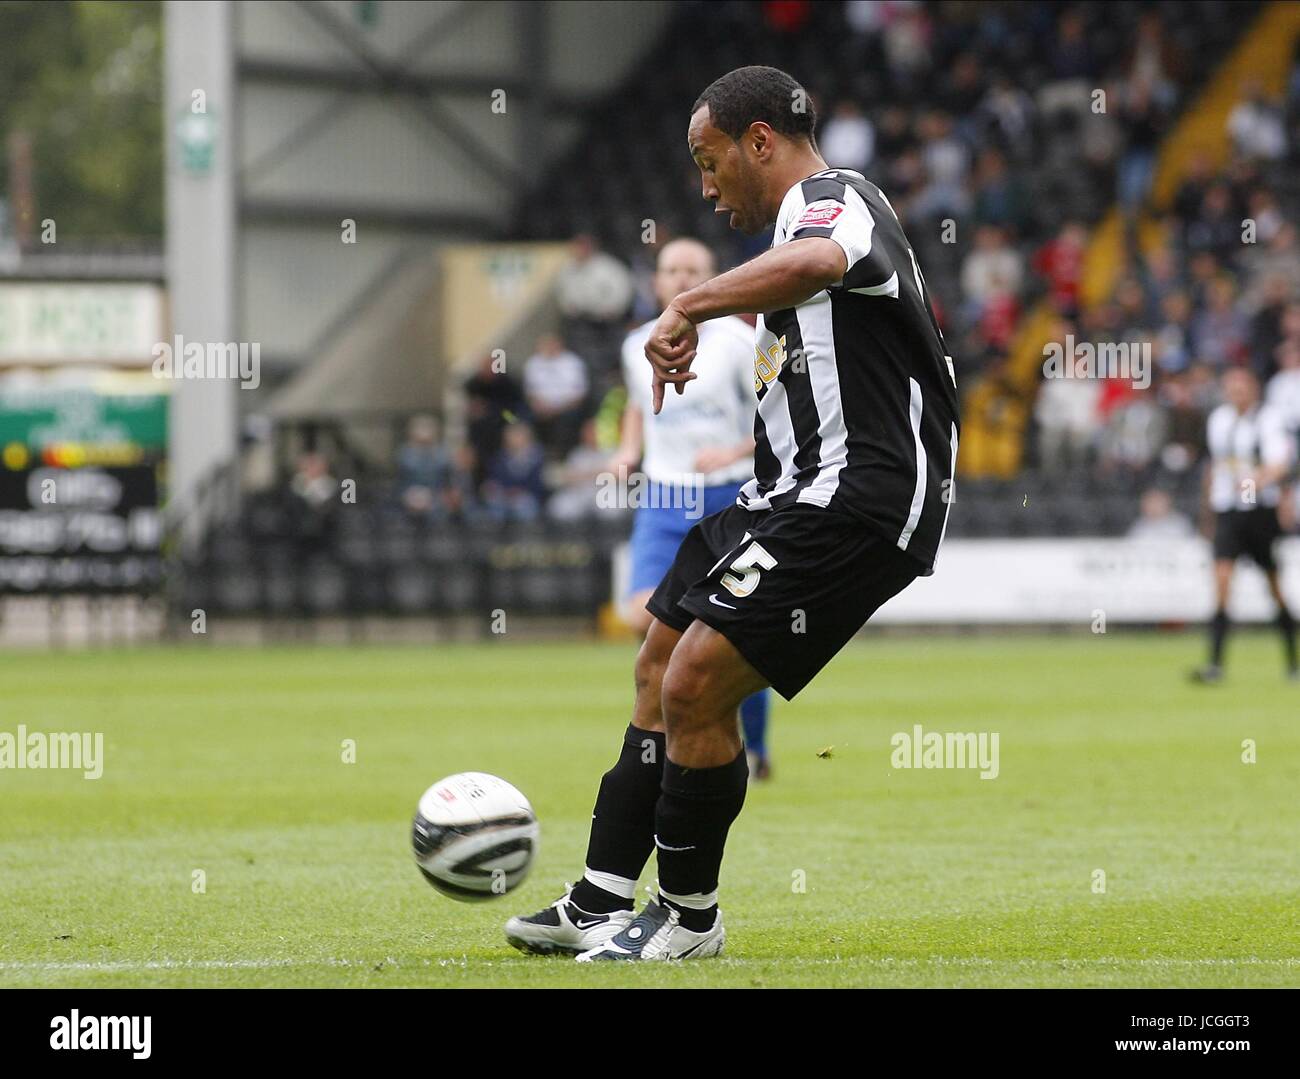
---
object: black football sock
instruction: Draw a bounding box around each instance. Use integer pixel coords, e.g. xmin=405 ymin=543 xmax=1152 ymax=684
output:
xmin=571 ymin=724 xmax=665 ymax=914
xmin=1209 ymin=608 xmax=1229 ymax=668
xmin=654 ymin=750 xmax=748 ymax=933
xmin=1277 ymin=605 xmax=1297 ymax=672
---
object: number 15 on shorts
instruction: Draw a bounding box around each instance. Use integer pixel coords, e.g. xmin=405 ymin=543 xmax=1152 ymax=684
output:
xmin=710 ymin=532 xmax=778 ymax=598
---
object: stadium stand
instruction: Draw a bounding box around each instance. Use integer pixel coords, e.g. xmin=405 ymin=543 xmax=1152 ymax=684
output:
xmin=177 ymin=0 xmax=1300 ymax=622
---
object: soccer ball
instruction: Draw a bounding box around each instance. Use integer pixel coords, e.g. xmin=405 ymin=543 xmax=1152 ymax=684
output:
xmin=410 ymin=772 xmax=539 ymax=901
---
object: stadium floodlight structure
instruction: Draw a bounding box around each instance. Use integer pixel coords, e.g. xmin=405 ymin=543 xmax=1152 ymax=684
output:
xmin=163 ymin=0 xmax=672 ymax=541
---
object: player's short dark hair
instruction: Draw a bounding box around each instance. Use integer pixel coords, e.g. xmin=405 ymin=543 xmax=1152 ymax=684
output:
xmin=692 ymin=66 xmax=817 ymax=144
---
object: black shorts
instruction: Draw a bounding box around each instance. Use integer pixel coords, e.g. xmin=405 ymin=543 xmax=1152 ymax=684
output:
xmin=646 ymin=502 xmax=924 ymax=700
xmin=1213 ymin=508 xmax=1281 ymax=571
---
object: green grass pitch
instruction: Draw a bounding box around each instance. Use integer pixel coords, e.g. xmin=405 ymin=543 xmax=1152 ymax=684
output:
xmin=1 ymin=633 xmax=1297 ymax=988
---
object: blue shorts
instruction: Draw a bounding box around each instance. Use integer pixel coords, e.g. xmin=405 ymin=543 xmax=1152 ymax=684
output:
xmin=627 ymin=482 xmax=743 ymax=595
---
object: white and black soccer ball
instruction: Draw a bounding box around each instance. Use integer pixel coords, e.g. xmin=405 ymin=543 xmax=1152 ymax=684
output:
xmin=411 ymin=772 xmax=539 ymax=902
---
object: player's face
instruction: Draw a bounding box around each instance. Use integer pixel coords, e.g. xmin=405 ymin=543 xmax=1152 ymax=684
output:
xmin=653 ymin=242 xmax=714 ymax=308
xmin=688 ymin=106 xmax=767 ymax=235
xmin=1223 ymin=369 xmax=1257 ymax=411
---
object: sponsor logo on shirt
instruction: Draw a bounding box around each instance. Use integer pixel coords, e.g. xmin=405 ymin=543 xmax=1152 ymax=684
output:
xmin=754 ymin=334 xmax=787 ymax=393
xmin=794 ymin=200 xmax=843 ymax=229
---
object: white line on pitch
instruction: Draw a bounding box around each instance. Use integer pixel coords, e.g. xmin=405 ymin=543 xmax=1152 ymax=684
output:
xmin=1 ymin=956 xmax=1297 ymax=973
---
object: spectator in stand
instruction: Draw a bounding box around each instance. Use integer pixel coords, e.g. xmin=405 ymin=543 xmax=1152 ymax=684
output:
xmin=1184 ymin=183 xmax=1243 ymax=264
xmin=844 ymin=0 xmax=886 ymax=40
xmin=1116 ymin=78 xmax=1169 ymax=214
xmin=523 ymin=332 xmax=590 ymax=457
xmin=1099 ymin=392 xmax=1169 ymax=476
xmin=976 ymin=272 xmax=1021 ymax=354
xmin=1153 ymin=291 xmax=1195 ymax=376
xmin=1079 ymin=79 xmax=1123 ymax=192
xmin=962 ymin=359 xmax=1028 ymax=477
xmin=1033 ymin=221 xmax=1088 ymax=315
xmin=819 ymin=99 xmax=874 ymax=173
xmin=1242 ymin=223 xmax=1300 ymax=311
xmin=884 ymin=143 xmax=926 ymax=213
xmin=977 ymin=73 xmax=1035 ymax=159
xmin=971 ymin=148 xmax=1031 ymax=235
xmin=962 ymin=225 xmax=1023 ymax=318
xmin=1247 ymin=275 xmax=1295 ymax=382
xmin=938 ymin=52 xmax=985 ymax=121
xmin=287 ymin=450 xmax=339 ymax=554
xmin=482 ymin=422 xmax=546 ymax=523
xmin=1036 ymin=322 xmax=1101 ymax=472
xmin=1191 ymin=276 xmax=1250 ymax=369
xmin=1038 ymin=7 xmax=1093 ymax=119
xmin=1128 ymin=488 xmax=1195 ymax=540
xmin=1223 ymin=155 xmax=1265 ymax=215
xmin=1089 ymin=302 xmax=1136 ymax=429
xmin=1172 ymin=150 xmax=1216 ymax=226
xmin=555 ymin=234 xmax=634 ymax=326
xmin=913 ymin=110 xmax=970 ymax=220
xmin=1185 ymin=250 xmax=1222 ymax=309
xmin=872 ymin=105 xmax=915 ymax=167
xmin=881 ymin=2 xmax=932 ymax=92
xmin=1228 ymin=79 xmax=1288 ymax=163
xmin=761 ymin=0 xmax=811 ymax=34
xmin=1113 ymin=276 xmax=1154 ymax=342
xmin=464 ymin=350 xmax=526 ymax=487
xmin=395 ymin=414 xmax=470 ymax=521
xmin=1157 ymin=369 xmax=1209 ymax=473
xmin=1282 ymin=301 xmax=1300 ymax=354
xmin=1122 ymin=11 xmax=1184 ymax=110
xmin=626 ymin=232 xmax=667 ymax=325
xmin=547 ymin=419 xmax=620 ymax=523
xmin=1139 ymin=241 xmax=1185 ymax=319
xmin=1244 ymin=187 xmax=1285 ymax=247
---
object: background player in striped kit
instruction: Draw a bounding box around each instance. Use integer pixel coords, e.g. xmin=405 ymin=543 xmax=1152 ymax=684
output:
xmin=613 ymin=236 xmax=774 ymax=780
xmin=1191 ymin=366 xmax=1298 ymax=683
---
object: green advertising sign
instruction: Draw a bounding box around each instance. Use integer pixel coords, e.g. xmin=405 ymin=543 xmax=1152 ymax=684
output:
xmin=0 ymin=385 xmax=167 ymax=452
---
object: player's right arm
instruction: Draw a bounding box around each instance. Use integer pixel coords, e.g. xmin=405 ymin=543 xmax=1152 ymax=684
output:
xmin=612 ymin=327 xmax=648 ymax=472
xmin=1249 ymin=407 xmax=1296 ymax=491
xmin=610 ymin=403 xmax=643 ymax=473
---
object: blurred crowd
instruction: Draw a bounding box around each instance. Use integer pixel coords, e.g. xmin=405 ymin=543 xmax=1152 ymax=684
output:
xmin=284 ymin=2 xmax=1300 ymax=538
xmin=1017 ymin=51 xmax=1300 ymax=537
xmin=393 ymin=330 xmax=626 ymax=525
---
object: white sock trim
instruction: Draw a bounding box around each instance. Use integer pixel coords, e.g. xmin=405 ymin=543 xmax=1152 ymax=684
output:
xmin=582 ymin=868 xmax=637 ymax=899
xmin=657 ymin=886 xmax=718 ymax=910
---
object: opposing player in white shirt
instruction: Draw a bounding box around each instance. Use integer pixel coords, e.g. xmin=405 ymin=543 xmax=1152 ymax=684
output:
xmin=611 ymin=237 xmax=773 ymax=778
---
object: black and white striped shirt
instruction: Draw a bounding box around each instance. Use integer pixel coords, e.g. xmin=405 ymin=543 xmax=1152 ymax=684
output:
xmin=1206 ymin=401 xmax=1293 ymax=511
xmin=739 ymin=169 xmax=960 ymax=574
